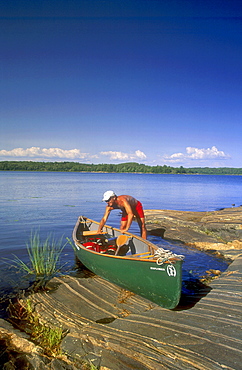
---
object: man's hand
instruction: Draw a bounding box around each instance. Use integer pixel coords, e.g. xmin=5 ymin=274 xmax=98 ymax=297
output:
xmin=121 ymin=228 xmax=128 ymax=234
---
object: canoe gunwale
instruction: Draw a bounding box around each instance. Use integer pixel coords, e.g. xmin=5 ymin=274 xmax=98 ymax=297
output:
xmin=72 ymin=216 xmax=155 ymax=257
xmin=72 ymin=216 xmax=184 ymax=263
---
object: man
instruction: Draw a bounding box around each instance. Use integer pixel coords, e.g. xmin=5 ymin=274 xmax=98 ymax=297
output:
xmin=98 ymin=190 xmax=147 ymax=239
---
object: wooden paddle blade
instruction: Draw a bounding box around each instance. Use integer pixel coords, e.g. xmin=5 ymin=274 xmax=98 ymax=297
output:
xmin=83 ymin=230 xmax=104 ymax=236
xmin=116 ymin=235 xmax=129 ymax=247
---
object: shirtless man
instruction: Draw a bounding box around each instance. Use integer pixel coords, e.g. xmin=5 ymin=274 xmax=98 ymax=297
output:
xmin=98 ymin=191 xmax=147 ymax=239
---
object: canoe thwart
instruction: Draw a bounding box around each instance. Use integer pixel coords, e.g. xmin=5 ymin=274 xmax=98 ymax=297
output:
xmin=83 ymin=230 xmax=105 ymax=236
xmin=131 ymin=252 xmax=155 ymax=259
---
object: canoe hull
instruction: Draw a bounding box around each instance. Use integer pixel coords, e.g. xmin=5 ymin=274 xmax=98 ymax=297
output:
xmin=72 ymin=216 xmax=183 ymax=309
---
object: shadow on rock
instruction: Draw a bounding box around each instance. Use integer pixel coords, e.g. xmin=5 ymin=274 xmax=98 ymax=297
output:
xmin=175 ymin=280 xmax=212 ymax=311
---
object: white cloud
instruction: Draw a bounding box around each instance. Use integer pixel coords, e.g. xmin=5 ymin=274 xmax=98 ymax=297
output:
xmin=100 ymin=149 xmax=147 ymax=161
xmin=164 ymin=146 xmax=229 ymax=163
xmin=133 ymin=150 xmax=147 ymax=160
xmin=185 ymin=146 xmax=229 ymax=160
xmin=0 ymin=147 xmax=90 ymax=160
xmin=0 ymin=147 xmax=147 ymax=162
xmin=100 ymin=151 xmax=129 ymax=160
xmin=167 ymin=152 xmax=184 ymax=160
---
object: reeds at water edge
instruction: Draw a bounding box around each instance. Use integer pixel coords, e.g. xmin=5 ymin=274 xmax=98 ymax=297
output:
xmin=9 ymin=231 xmax=67 ymax=289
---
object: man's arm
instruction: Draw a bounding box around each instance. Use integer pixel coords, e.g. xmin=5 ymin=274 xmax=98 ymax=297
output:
xmin=98 ymin=206 xmax=112 ymax=232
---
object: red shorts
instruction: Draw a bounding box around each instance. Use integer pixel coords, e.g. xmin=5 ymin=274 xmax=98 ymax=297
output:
xmin=121 ymin=201 xmax=144 ymax=221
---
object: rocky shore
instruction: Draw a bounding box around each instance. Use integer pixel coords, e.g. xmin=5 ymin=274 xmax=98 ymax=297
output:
xmin=1 ymin=207 xmax=241 ymax=369
xmin=145 ymin=206 xmax=242 ymax=259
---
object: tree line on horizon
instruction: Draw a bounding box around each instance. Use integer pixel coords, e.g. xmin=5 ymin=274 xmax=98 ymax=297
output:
xmin=0 ymin=160 xmax=242 ymax=175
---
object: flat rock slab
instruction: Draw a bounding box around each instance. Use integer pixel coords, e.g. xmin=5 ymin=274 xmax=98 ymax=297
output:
xmin=29 ymin=253 xmax=242 ymax=370
xmin=145 ymin=207 xmax=242 ymax=259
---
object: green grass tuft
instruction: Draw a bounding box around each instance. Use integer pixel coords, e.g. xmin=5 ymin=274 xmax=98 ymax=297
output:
xmin=8 ymin=298 xmax=65 ymax=357
xmin=8 ymin=231 xmax=67 ymax=288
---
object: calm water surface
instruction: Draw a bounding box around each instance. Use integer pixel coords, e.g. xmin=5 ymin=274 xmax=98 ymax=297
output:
xmin=1 ymin=171 xmax=240 ymax=296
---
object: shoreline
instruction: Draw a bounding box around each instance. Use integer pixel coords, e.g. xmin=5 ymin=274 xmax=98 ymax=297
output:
xmin=1 ymin=169 xmax=242 ymax=176
xmin=145 ymin=206 xmax=242 ymax=260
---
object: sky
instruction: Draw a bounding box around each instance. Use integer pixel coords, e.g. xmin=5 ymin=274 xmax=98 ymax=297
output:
xmin=1 ymin=0 xmax=242 ymax=168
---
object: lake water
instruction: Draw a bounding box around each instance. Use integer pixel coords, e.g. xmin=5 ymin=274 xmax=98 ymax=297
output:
xmin=1 ymin=171 xmax=241 ymax=298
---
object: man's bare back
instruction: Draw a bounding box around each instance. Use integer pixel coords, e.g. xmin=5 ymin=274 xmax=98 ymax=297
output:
xmin=98 ymin=191 xmax=147 ymax=239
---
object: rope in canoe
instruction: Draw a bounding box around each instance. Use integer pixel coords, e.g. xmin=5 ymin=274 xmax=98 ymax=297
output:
xmin=154 ymin=248 xmax=185 ymax=265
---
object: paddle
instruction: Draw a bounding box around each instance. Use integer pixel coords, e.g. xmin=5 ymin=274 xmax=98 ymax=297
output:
xmin=115 ymin=235 xmax=129 ymax=255
xmin=116 ymin=234 xmax=129 ymax=247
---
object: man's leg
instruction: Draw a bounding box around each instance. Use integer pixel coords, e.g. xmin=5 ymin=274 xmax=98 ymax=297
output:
xmin=137 ymin=217 xmax=147 ymax=239
xmin=120 ymin=219 xmax=128 ymax=232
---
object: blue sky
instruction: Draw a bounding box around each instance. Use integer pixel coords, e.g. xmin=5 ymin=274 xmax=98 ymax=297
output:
xmin=1 ymin=0 xmax=242 ymax=167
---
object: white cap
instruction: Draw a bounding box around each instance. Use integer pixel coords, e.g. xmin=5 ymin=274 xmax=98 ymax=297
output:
xmin=102 ymin=190 xmax=116 ymax=202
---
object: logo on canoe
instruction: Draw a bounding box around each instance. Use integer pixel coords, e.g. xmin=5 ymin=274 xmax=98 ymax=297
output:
xmin=150 ymin=266 xmax=165 ymax=271
xmin=166 ymin=265 xmax=176 ymax=277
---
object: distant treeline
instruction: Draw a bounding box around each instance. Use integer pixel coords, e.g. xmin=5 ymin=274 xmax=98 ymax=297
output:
xmin=0 ymin=161 xmax=242 ymax=175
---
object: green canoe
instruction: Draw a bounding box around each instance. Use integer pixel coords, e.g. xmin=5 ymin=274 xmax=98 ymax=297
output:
xmin=72 ymin=216 xmax=184 ymax=309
